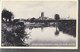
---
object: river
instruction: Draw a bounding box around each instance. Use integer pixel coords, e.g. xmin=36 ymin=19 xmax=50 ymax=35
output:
xmin=24 ymin=27 xmax=76 ymax=47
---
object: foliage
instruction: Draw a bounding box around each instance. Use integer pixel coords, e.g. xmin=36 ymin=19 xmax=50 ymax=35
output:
xmin=2 ymin=9 xmax=14 ymax=22
xmin=54 ymin=14 xmax=60 ymax=21
xmin=30 ymin=17 xmax=36 ymax=22
xmin=2 ymin=22 xmax=29 ymax=46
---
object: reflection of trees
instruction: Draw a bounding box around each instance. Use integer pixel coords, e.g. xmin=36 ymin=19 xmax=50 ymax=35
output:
xmin=55 ymin=29 xmax=59 ymax=35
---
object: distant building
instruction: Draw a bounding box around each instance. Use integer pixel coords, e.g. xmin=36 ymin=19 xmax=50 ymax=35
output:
xmin=38 ymin=12 xmax=48 ymax=20
xmin=41 ymin=12 xmax=44 ymax=17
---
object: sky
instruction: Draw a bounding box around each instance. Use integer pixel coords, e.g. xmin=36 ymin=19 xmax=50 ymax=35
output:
xmin=2 ymin=1 xmax=77 ymax=19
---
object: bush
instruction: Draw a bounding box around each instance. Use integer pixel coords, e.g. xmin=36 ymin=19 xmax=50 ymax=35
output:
xmin=2 ymin=22 xmax=29 ymax=46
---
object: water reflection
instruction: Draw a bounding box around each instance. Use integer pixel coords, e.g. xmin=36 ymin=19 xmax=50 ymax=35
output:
xmin=25 ymin=27 xmax=76 ymax=47
xmin=41 ymin=26 xmax=44 ymax=32
xmin=55 ymin=30 xmax=59 ymax=36
xmin=24 ymin=20 xmax=76 ymax=46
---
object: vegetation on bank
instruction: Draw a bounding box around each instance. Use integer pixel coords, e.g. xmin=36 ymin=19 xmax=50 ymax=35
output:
xmin=58 ymin=20 xmax=76 ymax=37
xmin=2 ymin=22 xmax=29 ymax=46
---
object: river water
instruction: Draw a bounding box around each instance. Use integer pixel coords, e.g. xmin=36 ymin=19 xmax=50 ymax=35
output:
xmin=24 ymin=27 xmax=76 ymax=47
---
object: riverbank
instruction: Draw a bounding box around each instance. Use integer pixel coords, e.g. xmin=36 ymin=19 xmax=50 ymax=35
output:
xmin=2 ymin=22 xmax=29 ymax=46
xmin=58 ymin=20 xmax=76 ymax=37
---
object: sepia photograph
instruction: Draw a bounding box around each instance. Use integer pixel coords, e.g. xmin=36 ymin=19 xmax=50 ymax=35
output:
xmin=1 ymin=0 xmax=78 ymax=49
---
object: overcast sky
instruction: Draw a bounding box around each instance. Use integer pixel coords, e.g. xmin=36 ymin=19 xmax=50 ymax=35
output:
xmin=2 ymin=1 xmax=77 ymax=19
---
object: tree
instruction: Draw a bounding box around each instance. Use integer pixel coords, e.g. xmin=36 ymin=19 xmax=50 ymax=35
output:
xmin=2 ymin=9 xmax=14 ymax=22
xmin=54 ymin=14 xmax=60 ymax=35
xmin=30 ymin=17 xmax=36 ymax=23
xmin=54 ymin=14 xmax=60 ymax=21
